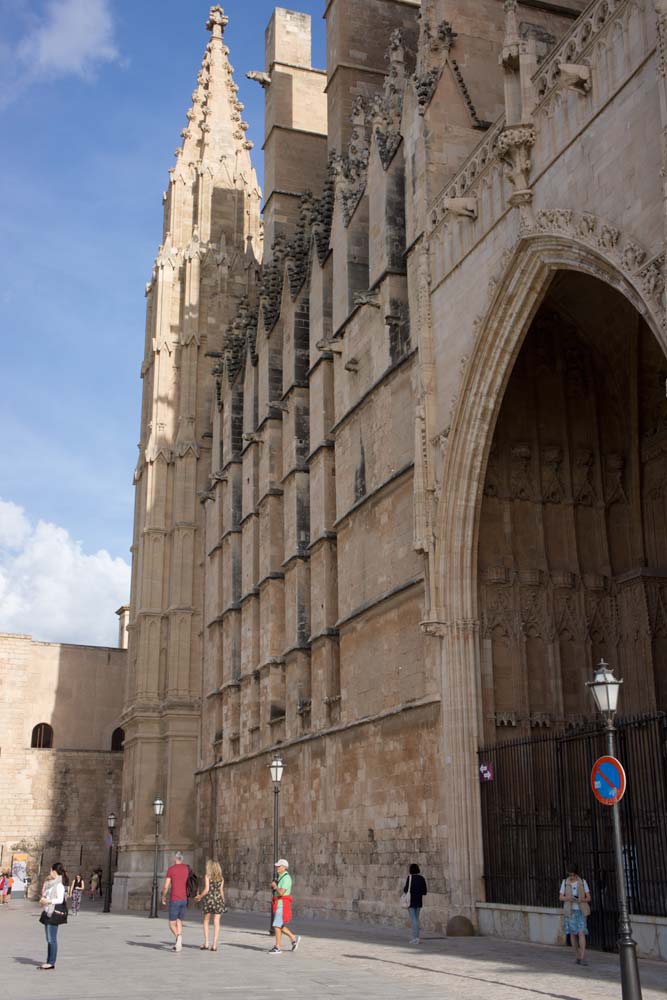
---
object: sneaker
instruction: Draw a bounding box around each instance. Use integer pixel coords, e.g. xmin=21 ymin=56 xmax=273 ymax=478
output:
xmin=409 ymin=938 xmax=420 ymax=944
xmin=269 ymin=947 xmax=282 ymax=955
xmin=291 ymin=936 xmax=301 ymax=952
xmin=579 ymin=959 xmax=588 ymax=967
xmin=175 ymin=935 xmax=182 ymax=953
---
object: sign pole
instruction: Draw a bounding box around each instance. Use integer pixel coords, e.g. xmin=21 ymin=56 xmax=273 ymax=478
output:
xmin=605 ymin=719 xmax=642 ymax=1000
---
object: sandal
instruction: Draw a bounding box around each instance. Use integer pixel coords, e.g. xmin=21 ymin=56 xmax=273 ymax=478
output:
xmin=200 ymin=945 xmax=209 ymax=950
xmin=211 ymin=947 xmax=217 ymax=952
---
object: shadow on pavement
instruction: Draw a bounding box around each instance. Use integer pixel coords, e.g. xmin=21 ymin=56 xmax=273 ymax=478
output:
xmin=126 ymin=941 xmax=168 ymax=951
xmin=13 ymin=957 xmax=41 ymax=966
xmin=225 ymin=942 xmax=272 ymax=953
xmin=343 ymin=953 xmax=584 ymax=1000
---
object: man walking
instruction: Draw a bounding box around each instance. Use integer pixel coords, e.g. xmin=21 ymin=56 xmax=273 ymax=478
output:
xmin=270 ymin=859 xmax=300 ymax=955
xmin=161 ymin=851 xmax=189 ymax=952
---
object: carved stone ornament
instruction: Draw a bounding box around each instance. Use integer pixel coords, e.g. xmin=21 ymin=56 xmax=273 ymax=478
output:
xmin=156 ymin=235 xmax=181 ymax=271
xmin=495 ymin=125 xmax=536 ymax=206
xmin=443 ymin=197 xmax=478 ymax=220
xmin=658 ymin=0 xmax=667 ymax=79
xmin=525 ymin=209 xmax=665 ymax=321
xmin=534 ymin=0 xmax=629 ymax=102
xmin=334 ymin=97 xmax=371 ymax=227
xmin=413 ymin=1 xmax=457 ymax=116
xmin=206 ymin=5 xmax=228 ymax=36
xmin=557 ymin=63 xmax=591 ymax=95
xmin=372 ymin=29 xmax=406 ymax=169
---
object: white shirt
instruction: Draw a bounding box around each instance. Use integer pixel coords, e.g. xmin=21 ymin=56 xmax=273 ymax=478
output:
xmin=42 ymin=879 xmax=65 ymax=913
xmin=560 ymin=878 xmax=590 ymax=910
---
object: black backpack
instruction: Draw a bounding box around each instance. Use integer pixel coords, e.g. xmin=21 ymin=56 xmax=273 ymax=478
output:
xmin=186 ymin=867 xmax=198 ymax=899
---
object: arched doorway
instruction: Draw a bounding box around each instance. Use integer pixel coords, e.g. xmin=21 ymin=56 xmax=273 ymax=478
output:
xmin=477 ymin=270 xmax=667 ymax=743
xmin=434 ymin=240 xmax=667 ymax=918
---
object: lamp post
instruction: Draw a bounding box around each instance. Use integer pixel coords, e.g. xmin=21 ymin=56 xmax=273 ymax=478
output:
xmin=586 ymin=659 xmax=642 ymax=1000
xmin=103 ymin=813 xmax=116 ymax=913
xmin=149 ymin=798 xmax=164 ymax=919
xmin=269 ymin=754 xmax=284 ymax=932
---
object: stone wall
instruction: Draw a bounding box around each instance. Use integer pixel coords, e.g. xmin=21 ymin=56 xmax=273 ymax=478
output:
xmin=198 ymin=699 xmax=447 ymax=931
xmin=0 ymin=633 xmax=126 ymax=893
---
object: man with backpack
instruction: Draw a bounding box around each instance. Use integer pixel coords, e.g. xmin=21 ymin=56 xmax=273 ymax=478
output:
xmin=161 ymin=851 xmax=192 ymax=952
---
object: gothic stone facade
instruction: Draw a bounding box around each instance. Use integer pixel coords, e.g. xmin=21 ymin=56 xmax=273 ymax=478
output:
xmin=116 ymin=0 xmax=667 ymax=931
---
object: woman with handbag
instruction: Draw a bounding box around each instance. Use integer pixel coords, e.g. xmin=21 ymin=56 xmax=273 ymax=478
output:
xmin=37 ymin=862 xmax=67 ymax=970
xmin=559 ymin=863 xmax=591 ymax=966
xmin=401 ymin=863 xmax=428 ymax=944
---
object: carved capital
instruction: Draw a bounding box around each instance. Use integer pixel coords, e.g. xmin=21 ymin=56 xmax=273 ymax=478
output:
xmin=496 ymin=125 xmax=536 ymax=206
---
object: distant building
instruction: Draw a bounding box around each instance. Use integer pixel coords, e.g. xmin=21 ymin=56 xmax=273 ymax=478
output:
xmin=0 ymin=631 xmax=126 ymax=894
xmin=116 ymin=0 xmax=667 ymax=939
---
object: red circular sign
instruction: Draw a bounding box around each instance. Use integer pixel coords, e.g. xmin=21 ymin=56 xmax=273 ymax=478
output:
xmin=591 ymin=755 xmax=626 ymax=806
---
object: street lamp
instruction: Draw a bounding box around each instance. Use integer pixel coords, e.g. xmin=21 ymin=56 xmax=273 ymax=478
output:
xmin=268 ymin=753 xmax=284 ymax=932
xmin=586 ymin=659 xmax=642 ymax=1000
xmin=103 ymin=813 xmax=116 ymax=913
xmin=149 ymin=798 xmax=164 ymax=919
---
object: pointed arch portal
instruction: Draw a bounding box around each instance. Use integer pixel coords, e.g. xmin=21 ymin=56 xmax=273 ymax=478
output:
xmin=435 ymin=237 xmax=667 ymax=914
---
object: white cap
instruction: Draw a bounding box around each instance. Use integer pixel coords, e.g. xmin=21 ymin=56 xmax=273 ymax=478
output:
xmin=274 ymin=859 xmax=289 ymax=868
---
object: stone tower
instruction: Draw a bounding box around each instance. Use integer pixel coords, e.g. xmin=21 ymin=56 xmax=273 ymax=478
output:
xmin=115 ymin=5 xmax=262 ymax=908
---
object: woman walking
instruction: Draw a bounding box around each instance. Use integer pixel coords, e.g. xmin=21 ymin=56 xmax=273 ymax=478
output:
xmin=560 ymin=863 xmax=592 ymax=966
xmin=195 ymin=859 xmax=225 ymax=951
xmin=69 ymin=873 xmax=85 ymax=915
xmin=38 ymin=862 xmax=67 ymax=970
xmin=403 ymin=863 xmax=428 ymax=944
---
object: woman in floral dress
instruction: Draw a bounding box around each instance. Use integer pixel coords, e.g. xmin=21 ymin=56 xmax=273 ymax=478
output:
xmin=195 ymin=859 xmax=225 ymax=951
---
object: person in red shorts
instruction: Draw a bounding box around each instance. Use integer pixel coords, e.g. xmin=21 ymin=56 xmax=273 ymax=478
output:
xmin=161 ymin=851 xmax=189 ymax=952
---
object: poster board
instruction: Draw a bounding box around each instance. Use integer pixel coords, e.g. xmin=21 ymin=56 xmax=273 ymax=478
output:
xmin=11 ymin=854 xmax=29 ymax=895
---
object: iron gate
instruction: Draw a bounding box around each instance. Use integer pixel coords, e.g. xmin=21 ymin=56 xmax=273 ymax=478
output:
xmin=478 ymin=714 xmax=667 ymax=951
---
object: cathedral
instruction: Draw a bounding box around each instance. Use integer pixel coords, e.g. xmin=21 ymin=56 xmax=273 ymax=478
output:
xmin=115 ymin=0 xmax=667 ymax=937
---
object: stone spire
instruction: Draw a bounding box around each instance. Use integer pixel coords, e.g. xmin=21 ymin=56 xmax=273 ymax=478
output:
xmin=116 ymin=3 xmax=262 ymax=912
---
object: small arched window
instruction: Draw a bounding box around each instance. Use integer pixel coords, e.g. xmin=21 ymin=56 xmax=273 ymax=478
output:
xmin=31 ymin=723 xmax=53 ymax=749
xmin=111 ymin=727 xmax=125 ymax=752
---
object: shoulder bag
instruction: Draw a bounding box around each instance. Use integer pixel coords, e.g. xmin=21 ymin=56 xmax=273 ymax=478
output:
xmin=400 ymin=875 xmax=412 ymax=909
xmin=39 ymin=901 xmax=68 ymax=926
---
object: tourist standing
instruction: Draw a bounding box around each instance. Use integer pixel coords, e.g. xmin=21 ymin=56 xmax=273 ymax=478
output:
xmin=37 ymin=862 xmax=67 ymax=970
xmin=269 ymin=859 xmax=300 ymax=955
xmin=403 ymin=863 xmax=428 ymax=944
xmin=560 ymin=864 xmax=591 ymax=966
xmin=195 ymin=859 xmax=225 ymax=951
xmin=161 ymin=851 xmax=189 ymax=952
xmin=69 ymin=873 xmax=85 ymax=915
xmin=0 ymin=872 xmax=6 ymax=904
xmin=5 ymin=873 xmax=13 ymax=905
xmin=89 ymin=870 xmax=99 ymax=899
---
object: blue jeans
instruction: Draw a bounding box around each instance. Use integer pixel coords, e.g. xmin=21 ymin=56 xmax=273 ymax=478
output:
xmin=408 ymin=907 xmax=421 ymax=939
xmin=44 ymin=922 xmax=58 ymax=965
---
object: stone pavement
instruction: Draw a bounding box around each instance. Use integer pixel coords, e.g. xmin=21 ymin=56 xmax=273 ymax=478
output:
xmin=0 ymin=896 xmax=665 ymax=1000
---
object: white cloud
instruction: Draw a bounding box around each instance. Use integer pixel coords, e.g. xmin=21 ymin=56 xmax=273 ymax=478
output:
xmin=0 ymin=498 xmax=130 ymax=646
xmin=18 ymin=0 xmax=119 ymax=78
xmin=1 ymin=0 xmax=121 ymax=102
xmin=0 ymin=498 xmax=31 ymax=548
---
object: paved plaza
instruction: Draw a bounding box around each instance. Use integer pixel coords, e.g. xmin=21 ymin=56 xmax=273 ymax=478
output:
xmin=1 ymin=897 xmax=665 ymax=1000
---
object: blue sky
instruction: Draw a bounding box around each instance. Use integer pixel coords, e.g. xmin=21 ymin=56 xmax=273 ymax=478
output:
xmin=0 ymin=0 xmax=326 ymax=643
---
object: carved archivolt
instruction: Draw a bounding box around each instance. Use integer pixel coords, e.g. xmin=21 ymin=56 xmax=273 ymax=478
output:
xmin=523 ymin=208 xmax=666 ymax=319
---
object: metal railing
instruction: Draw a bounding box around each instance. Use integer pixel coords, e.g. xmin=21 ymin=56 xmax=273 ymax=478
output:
xmin=478 ymin=714 xmax=667 ymax=951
